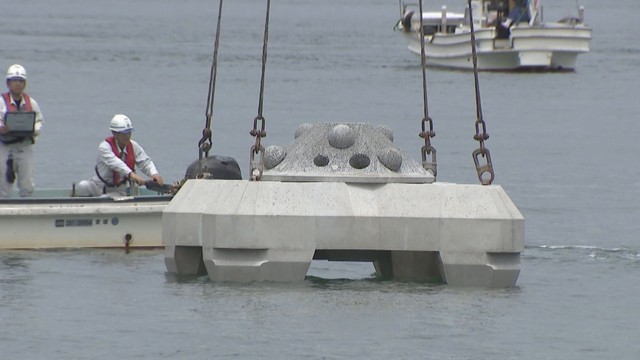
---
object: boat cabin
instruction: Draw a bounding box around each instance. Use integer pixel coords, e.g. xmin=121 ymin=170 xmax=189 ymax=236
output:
xmin=399 ymin=0 xmax=540 ymax=36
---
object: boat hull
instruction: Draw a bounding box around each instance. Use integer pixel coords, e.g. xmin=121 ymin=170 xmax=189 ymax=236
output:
xmin=401 ymin=23 xmax=591 ymax=71
xmin=0 ymin=190 xmax=171 ymax=250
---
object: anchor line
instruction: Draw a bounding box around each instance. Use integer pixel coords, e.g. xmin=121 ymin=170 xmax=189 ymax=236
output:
xmin=198 ymin=0 xmax=225 ymax=161
xmin=249 ymin=0 xmax=271 ymax=181
xmin=417 ymin=0 xmax=437 ymax=177
xmin=467 ymin=0 xmax=495 ymax=185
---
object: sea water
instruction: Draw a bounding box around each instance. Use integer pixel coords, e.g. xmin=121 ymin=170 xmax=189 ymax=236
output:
xmin=1 ymin=0 xmax=639 ymax=358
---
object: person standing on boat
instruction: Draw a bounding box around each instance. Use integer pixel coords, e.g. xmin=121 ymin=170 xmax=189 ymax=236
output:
xmin=0 ymin=64 xmax=44 ymax=198
xmin=76 ymin=114 xmax=164 ymax=197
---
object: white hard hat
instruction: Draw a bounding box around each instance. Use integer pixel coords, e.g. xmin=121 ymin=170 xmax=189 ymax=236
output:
xmin=6 ymin=64 xmax=27 ymax=80
xmin=109 ymin=114 xmax=134 ymax=134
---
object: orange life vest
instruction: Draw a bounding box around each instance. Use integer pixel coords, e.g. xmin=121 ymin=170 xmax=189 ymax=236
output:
xmin=105 ymin=136 xmax=135 ymax=186
xmin=2 ymin=92 xmax=32 ymax=112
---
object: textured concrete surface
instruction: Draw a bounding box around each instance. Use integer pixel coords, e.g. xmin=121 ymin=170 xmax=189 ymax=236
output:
xmin=164 ymin=179 xmax=524 ymax=286
xmin=261 ymin=123 xmax=434 ymax=183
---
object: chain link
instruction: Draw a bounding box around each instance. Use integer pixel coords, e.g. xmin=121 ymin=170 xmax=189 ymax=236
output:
xmin=249 ymin=115 xmax=267 ymax=180
xmin=472 ymin=117 xmax=494 ymax=185
xmin=198 ymin=127 xmax=212 ymax=159
xmin=419 ymin=116 xmax=437 ymax=176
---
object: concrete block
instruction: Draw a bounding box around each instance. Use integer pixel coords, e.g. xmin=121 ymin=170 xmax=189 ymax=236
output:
xmin=163 ymin=179 xmax=523 ymax=286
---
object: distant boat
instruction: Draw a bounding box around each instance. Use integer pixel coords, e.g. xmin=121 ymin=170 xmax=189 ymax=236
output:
xmin=394 ymin=0 xmax=592 ymax=71
xmin=0 ymin=186 xmax=172 ymax=250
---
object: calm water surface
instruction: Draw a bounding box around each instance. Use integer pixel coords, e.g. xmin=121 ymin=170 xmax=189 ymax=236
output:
xmin=1 ymin=0 xmax=639 ymax=358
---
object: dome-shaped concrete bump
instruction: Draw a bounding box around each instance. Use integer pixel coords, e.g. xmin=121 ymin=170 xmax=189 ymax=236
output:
xmin=378 ymin=147 xmax=403 ymax=172
xmin=328 ymin=124 xmax=356 ymax=149
xmin=378 ymin=125 xmax=394 ymax=142
xmin=264 ymin=145 xmax=286 ymax=170
xmin=349 ymin=153 xmax=370 ymax=169
xmin=295 ymin=123 xmax=314 ymax=139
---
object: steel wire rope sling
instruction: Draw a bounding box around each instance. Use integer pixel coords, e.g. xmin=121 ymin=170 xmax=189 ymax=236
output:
xmin=467 ymin=0 xmax=495 ymax=185
xmin=135 ymin=0 xmax=226 ymax=196
xmin=169 ymin=0 xmax=242 ymax=195
xmin=197 ymin=0 xmax=225 ymax=162
xmin=248 ymin=0 xmax=271 ymax=181
xmin=417 ymin=0 xmax=437 ymax=177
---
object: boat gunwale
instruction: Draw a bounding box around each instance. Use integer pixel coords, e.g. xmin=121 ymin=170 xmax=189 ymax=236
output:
xmin=0 ymin=194 xmax=173 ymax=206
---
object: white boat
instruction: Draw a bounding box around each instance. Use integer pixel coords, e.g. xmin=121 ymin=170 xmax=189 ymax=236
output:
xmin=0 ymin=187 xmax=172 ymax=250
xmin=394 ymin=0 xmax=592 ymax=71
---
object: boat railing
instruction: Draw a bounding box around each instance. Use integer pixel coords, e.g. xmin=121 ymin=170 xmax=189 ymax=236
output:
xmin=578 ymin=6 xmax=584 ymax=23
xmin=441 ymin=6 xmax=448 ymax=33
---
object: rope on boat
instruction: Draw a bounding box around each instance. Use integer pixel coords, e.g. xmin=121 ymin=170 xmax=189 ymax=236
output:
xmin=417 ymin=0 xmax=437 ymax=177
xmin=467 ymin=0 xmax=495 ymax=185
xmin=249 ymin=0 xmax=271 ymax=181
xmin=198 ymin=0 xmax=225 ymax=161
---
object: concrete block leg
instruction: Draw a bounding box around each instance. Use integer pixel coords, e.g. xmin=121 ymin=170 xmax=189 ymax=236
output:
xmin=439 ymin=252 xmax=521 ymax=287
xmin=391 ymin=251 xmax=443 ymax=282
xmin=202 ymin=247 xmax=314 ymax=283
xmin=373 ymin=251 xmax=392 ymax=279
xmin=373 ymin=251 xmax=443 ymax=282
xmin=164 ymin=245 xmax=207 ymax=276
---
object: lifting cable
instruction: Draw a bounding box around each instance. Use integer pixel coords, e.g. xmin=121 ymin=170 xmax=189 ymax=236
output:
xmin=417 ymin=0 xmax=437 ymax=177
xmin=467 ymin=0 xmax=495 ymax=185
xmin=249 ymin=0 xmax=271 ymax=181
xmin=197 ymin=0 xmax=225 ymax=160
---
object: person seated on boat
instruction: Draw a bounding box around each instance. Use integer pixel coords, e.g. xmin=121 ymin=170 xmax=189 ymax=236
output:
xmin=496 ymin=0 xmax=530 ymax=38
xmin=485 ymin=0 xmax=507 ymax=26
xmin=0 ymin=64 xmax=45 ymax=198
xmin=502 ymin=0 xmax=530 ymax=28
xmin=75 ymin=114 xmax=164 ymax=197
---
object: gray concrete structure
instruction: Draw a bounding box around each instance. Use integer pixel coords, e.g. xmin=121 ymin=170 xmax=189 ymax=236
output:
xmin=164 ymin=123 xmax=524 ymax=286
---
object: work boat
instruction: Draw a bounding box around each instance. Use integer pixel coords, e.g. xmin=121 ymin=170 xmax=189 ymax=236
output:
xmin=163 ymin=1 xmax=524 ymax=287
xmin=0 ymin=156 xmax=240 ymax=250
xmin=0 ymin=184 xmax=172 ymax=250
xmin=394 ymin=0 xmax=592 ymax=71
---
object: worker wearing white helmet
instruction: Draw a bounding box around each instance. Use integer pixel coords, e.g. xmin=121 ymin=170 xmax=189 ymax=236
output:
xmin=0 ymin=64 xmax=45 ymax=197
xmin=75 ymin=114 xmax=164 ymax=197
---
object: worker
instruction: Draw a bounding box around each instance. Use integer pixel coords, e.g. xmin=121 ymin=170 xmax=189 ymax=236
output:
xmin=76 ymin=114 xmax=163 ymax=197
xmin=0 ymin=64 xmax=44 ymax=197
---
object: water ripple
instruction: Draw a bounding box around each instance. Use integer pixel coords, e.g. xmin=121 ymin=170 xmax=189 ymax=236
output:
xmin=527 ymin=244 xmax=640 ymax=261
